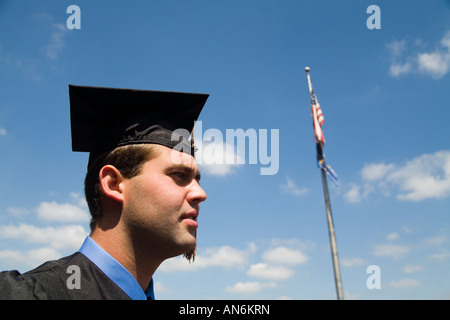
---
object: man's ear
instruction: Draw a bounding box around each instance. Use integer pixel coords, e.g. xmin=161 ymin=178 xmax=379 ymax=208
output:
xmin=99 ymin=165 xmax=124 ymax=203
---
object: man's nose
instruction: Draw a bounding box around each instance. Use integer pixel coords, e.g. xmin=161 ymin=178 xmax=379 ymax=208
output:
xmin=187 ymin=180 xmax=207 ymax=204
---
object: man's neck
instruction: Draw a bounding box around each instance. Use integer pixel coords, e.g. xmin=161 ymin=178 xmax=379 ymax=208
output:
xmin=90 ymin=228 xmax=161 ymax=292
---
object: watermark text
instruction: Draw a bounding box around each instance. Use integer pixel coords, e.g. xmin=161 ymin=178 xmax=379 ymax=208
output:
xmin=172 ymin=121 xmax=279 ymax=176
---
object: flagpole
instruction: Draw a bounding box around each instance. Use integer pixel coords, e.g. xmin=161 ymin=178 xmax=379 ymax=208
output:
xmin=305 ymin=67 xmax=344 ymax=300
xmin=320 ymin=165 xmax=344 ymax=300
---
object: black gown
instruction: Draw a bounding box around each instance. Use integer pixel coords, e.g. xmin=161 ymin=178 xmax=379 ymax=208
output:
xmin=0 ymin=252 xmax=131 ymax=300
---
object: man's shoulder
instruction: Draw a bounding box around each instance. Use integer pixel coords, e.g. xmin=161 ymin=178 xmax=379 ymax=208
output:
xmin=0 ymin=252 xmax=131 ymax=300
xmin=0 ymin=252 xmax=82 ymax=300
xmin=0 ymin=269 xmax=35 ymax=299
xmin=24 ymin=252 xmax=83 ymax=278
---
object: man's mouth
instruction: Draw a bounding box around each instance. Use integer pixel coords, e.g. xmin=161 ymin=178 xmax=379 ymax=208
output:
xmin=180 ymin=212 xmax=199 ymax=228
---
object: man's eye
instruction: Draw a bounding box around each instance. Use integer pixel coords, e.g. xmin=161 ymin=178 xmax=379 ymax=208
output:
xmin=172 ymin=172 xmax=187 ymax=180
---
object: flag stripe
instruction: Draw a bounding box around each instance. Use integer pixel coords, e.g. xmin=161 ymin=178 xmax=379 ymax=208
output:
xmin=316 ymin=104 xmax=324 ymax=125
xmin=310 ymin=89 xmax=325 ymax=143
xmin=309 ymin=84 xmax=338 ymax=186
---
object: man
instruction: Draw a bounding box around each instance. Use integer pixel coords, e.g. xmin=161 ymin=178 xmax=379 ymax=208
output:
xmin=0 ymin=85 xmax=209 ymax=299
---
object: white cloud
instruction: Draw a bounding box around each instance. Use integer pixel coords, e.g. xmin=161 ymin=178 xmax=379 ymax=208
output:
xmin=0 ymin=193 xmax=90 ymax=271
xmin=422 ymin=235 xmax=446 ymax=247
xmin=417 ymin=51 xmax=450 ymax=78
xmin=0 ymin=250 xmax=29 ymax=266
xmin=387 ymin=278 xmax=420 ymax=288
xmin=402 ymin=264 xmax=423 ymax=274
xmin=0 ymin=127 xmax=6 ymax=136
xmin=340 ymin=257 xmax=366 ymax=267
xmin=269 ymin=238 xmax=315 ymax=250
xmin=387 ymin=31 xmax=450 ymax=79
xmin=153 ymin=282 xmax=168 ymax=294
xmin=389 ymin=151 xmax=450 ymax=201
xmin=262 ymin=246 xmax=308 ymax=265
xmin=387 ymin=232 xmax=400 ymax=241
xmin=0 ymin=223 xmax=87 ymax=250
xmin=280 ymin=176 xmax=308 ymax=196
xmin=417 ymin=31 xmax=450 ymax=78
xmin=159 ymin=245 xmax=251 ymax=272
xmin=389 ymin=62 xmax=411 ymax=77
xmin=373 ymin=244 xmax=411 ymax=259
xmin=45 ymin=23 xmax=67 ymax=60
xmin=344 ymin=183 xmax=372 ymax=203
xmin=159 ymin=239 xmax=310 ymax=291
xmin=0 ymin=247 xmax=62 ymax=270
xmin=345 ymin=150 xmax=450 ymax=203
xmin=6 ymin=207 xmax=30 ymax=218
xmin=344 ymin=184 xmax=361 ymax=203
xmin=247 ymin=263 xmax=295 ymax=281
xmin=36 ymin=201 xmax=90 ymax=222
xmin=361 ymin=163 xmax=395 ymax=181
xmin=386 ymin=39 xmax=413 ymax=77
xmin=196 ymin=246 xmax=250 ymax=268
xmin=196 ymin=141 xmax=242 ymax=177
xmin=225 ymin=281 xmax=276 ymax=294
xmin=0 ymin=51 xmax=42 ymax=82
xmin=402 ymin=226 xmax=413 ymax=234
xmin=386 ymin=39 xmax=407 ymax=57
xmin=428 ymin=252 xmax=450 ymax=262
xmin=0 ymin=14 xmax=68 ymax=82
xmin=70 ymin=192 xmax=89 ymax=209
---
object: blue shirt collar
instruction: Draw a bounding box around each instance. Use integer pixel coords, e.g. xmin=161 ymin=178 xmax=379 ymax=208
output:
xmin=78 ymin=236 xmax=155 ymax=300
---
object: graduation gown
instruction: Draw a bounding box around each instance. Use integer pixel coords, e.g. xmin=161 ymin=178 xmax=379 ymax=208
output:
xmin=0 ymin=252 xmax=131 ymax=300
xmin=0 ymin=237 xmax=154 ymax=300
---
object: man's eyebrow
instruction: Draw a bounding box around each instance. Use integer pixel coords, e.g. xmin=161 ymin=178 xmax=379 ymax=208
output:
xmin=167 ymin=164 xmax=201 ymax=181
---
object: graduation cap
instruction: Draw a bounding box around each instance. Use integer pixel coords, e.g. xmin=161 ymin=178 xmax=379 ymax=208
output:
xmin=69 ymin=85 xmax=209 ymax=168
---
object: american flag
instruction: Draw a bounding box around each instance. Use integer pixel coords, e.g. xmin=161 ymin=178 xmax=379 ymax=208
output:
xmin=316 ymin=142 xmax=338 ymax=186
xmin=310 ymin=89 xmax=325 ymax=144
xmin=309 ymin=87 xmax=338 ymax=185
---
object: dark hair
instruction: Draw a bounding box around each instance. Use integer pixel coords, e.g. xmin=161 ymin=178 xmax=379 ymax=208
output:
xmin=84 ymin=144 xmax=159 ymax=231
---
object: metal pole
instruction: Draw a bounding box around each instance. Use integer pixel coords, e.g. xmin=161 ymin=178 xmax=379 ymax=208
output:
xmin=320 ymin=167 xmax=344 ymax=300
xmin=305 ymin=66 xmax=343 ymax=300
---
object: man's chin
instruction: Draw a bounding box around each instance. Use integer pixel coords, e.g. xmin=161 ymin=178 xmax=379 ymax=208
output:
xmin=182 ymin=237 xmax=197 ymax=262
xmin=183 ymin=246 xmax=196 ymax=262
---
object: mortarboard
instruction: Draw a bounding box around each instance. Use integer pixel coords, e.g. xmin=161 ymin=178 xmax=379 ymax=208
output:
xmin=69 ymin=85 xmax=209 ymax=168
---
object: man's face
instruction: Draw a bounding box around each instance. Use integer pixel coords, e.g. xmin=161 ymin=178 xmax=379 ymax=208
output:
xmin=121 ymin=145 xmax=207 ymax=259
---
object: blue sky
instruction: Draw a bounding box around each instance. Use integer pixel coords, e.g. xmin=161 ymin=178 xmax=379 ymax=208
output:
xmin=1 ymin=0 xmax=449 ymax=299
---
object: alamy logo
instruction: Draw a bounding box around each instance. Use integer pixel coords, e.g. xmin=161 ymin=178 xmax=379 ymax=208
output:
xmin=171 ymin=121 xmax=279 ymax=175
xmin=66 ymin=5 xmax=81 ymax=30
xmin=366 ymin=265 xmax=381 ymax=289
xmin=366 ymin=5 xmax=381 ymax=30
xmin=66 ymin=265 xmax=81 ymax=289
